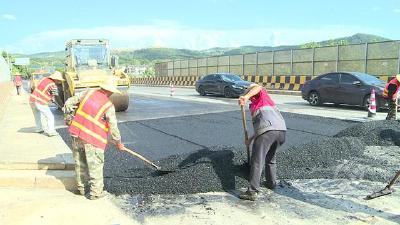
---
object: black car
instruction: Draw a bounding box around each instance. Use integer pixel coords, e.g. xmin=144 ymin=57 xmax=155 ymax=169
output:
xmin=301 ymin=72 xmax=387 ymax=109
xmin=195 ymin=73 xmax=252 ymax=97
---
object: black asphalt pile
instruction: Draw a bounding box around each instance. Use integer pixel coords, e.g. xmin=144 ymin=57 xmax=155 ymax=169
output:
xmin=278 ymin=120 xmax=400 ymax=182
xmin=104 ymin=146 xmax=250 ymax=195
xmin=334 ymin=120 xmax=400 ymax=146
xmin=277 ymin=137 xmax=365 ymax=179
xmin=57 ymin=118 xmax=398 ymax=196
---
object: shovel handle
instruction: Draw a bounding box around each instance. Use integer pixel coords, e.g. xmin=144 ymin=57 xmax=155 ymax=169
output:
xmin=387 ymin=170 xmax=400 ymax=189
xmin=122 ymin=147 xmax=160 ymax=170
xmin=240 ymin=105 xmax=251 ymax=164
xmin=240 ymin=105 xmax=249 ymax=141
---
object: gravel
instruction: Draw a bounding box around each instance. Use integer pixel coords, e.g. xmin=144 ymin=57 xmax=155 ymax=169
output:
xmin=57 ymin=112 xmax=399 ymax=196
xmin=104 ymin=120 xmax=399 ymax=195
xmin=104 ymin=146 xmax=249 ymax=195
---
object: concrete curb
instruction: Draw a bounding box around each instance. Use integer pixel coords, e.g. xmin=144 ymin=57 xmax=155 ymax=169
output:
xmin=0 ymin=170 xmax=76 ymax=190
xmin=0 ymin=162 xmax=75 ymax=170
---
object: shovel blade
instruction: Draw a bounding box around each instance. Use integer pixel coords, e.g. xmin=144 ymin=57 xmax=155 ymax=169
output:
xmin=365 ymin=187 xmax=394 ymax=200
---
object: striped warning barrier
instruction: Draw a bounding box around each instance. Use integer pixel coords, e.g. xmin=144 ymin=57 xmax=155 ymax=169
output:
xmin=132 ymin=75 xmax=395 ymax=91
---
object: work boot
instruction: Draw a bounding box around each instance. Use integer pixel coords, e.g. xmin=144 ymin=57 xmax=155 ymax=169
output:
xmin=72 ymin=188 xmax=85 ymax=196
xmin=88 ymin=191 xmax=108 ymax=200
xmin=239 ymin=190 xmax=258 ymax=201
xmin=46 ymin=132 xmax=59 ymax=137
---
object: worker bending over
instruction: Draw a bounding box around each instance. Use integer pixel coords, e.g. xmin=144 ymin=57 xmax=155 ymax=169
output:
xmin=238 ymin=84 xmax=286 ymax=201
xmin=64 ymin=80 xmax=124 ymax=200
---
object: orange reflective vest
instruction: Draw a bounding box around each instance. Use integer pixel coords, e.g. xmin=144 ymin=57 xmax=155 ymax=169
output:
xmin=69 ymin=90 xmax=113 ymax=150
xmin=382 ymin=77 xmax=400 ymax=100
xmin=29 ymin=77 xmax=56 ymax=105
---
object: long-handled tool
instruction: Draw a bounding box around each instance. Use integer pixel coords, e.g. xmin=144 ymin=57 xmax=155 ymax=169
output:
xmin=122 ymin=147 xmax=174 ymax=175
xmin=365 ymin=170 xmax=400 ymax=200
xmin=240 ymin=105 xmax=250 ymax=164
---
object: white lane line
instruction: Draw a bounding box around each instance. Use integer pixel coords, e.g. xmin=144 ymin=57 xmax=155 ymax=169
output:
xmin=133 ymin=92 xmax=235 ymax=105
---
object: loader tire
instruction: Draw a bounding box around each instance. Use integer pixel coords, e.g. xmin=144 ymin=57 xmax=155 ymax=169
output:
xmin=110 ymin=92 xmax=129 ymax=112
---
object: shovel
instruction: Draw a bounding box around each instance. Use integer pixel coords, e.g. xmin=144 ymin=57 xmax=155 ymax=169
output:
xmin=240 ymin=105 xmax=251 ymax=164
xmin=122 ymin=147 xmax=174 ymax=175
xmin=365 ymin=170 xmax=400 ymax=200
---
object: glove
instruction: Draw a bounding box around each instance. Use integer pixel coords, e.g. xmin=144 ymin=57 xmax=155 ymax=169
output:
xmin=64 ymin=113 xmax=74 ymax=126
xmin=113 ymin=140 xmax=125 ymax=151
xmin=50 ymin=88 xmax=59 ymax=96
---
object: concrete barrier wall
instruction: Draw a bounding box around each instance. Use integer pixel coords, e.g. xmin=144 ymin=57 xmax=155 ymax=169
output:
xmin=149 ymin=41 xmax=400 ymax=90
xmin=132 ymin=74 xmax=396 ymax=91
xmin=154 ymin=40 xmax=400 ymax=88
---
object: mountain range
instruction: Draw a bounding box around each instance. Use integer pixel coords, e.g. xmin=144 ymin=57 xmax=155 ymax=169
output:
xmin=16 ymin=33 xmax=391 ymax=67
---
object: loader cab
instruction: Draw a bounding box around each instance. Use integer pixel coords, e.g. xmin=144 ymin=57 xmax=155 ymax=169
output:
xmin=66 ymin=39 xmax=111 ymax=72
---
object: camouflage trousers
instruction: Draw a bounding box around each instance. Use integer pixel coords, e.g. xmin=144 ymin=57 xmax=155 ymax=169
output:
xmin=71 ymin=137 xmax=105 ymax=197
xmin=386 ymin=100 xmax=397 ymax=120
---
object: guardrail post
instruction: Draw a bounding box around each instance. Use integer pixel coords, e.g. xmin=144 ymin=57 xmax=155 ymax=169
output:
xmin=364 ymin=42 xmax=369 ymax=73
xmin=242 ymin=54 xmax=245 ymax=76
xmin=312 ymin=47 xmax=315 ymax=78
xmin=217 ymin=56 xmax=219 ymax=73
xmin=255 ymin=52 xmax=259 ymax=76
xmin=398 ymin=41 xmax=400 ymax=74
xmin=290 ymin=49 xmax=293 ymax=75
xmin=272 ymin=50 xmax=275 ymax=76
xmin=336 ymin=45 xmax=339 ymax=72
xmin=206 ymin=57 xmax=208 ymax=74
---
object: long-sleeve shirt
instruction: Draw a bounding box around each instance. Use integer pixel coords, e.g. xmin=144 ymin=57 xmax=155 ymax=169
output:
xmin=64 ymin=90 xmax=121 ymax=141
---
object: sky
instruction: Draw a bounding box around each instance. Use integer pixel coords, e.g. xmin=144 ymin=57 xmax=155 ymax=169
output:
xmin=1 ymin=0 xmax=399 ymax=54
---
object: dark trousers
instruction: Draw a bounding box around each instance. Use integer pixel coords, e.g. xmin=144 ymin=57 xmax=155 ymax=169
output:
xmin=16 ymin=86 xmax=21 ymax=95
xmin=248 ymin=130 xmax=286 ymax=192
xmin=386 ymin=99 xmax=397 ymax=120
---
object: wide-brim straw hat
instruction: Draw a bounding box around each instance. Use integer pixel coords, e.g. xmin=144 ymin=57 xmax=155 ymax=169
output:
xmin=396 ymin=74 xmax=400 ymax=82
xmin=49 ymin=71 xmax=65 ymax=81
xmin=100 ymin=79 xmax=121 ymax=94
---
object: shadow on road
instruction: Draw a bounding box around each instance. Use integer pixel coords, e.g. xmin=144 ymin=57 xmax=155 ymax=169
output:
xmin=178 ymin=148 xmax=249 ymax=192
xmin=18 ymin=127 xmax=40 ymax=133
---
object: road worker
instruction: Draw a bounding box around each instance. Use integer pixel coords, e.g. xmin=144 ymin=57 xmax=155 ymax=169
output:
xmin=29 ymin=71 xmax=64 ymax=136
xmin=13 ymin=72 xmax=23 ymax=95
xmin=382 ymin=74 xmax=400 ymax=120
xmin=238 ymin=83 xmax=286 ymax=201
xmin=63 ymin=79 xmax=125 ymax=200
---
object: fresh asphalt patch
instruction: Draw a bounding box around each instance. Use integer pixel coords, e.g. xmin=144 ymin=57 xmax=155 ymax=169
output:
xmin=57 ymin=111 xmax=399 ymax=196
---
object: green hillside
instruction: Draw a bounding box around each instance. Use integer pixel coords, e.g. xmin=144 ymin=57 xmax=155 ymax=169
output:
xmin=13 ymin=33 xmax=392 ymax=69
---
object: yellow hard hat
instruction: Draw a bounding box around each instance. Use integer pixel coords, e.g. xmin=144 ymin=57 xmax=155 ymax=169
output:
xmin=49 ymin=71 xmax=65 ymax=81
xmin=100 ymin=78 xmax=121 ymax=94
xmin=396 ymin=74 xmax=400 ymax=82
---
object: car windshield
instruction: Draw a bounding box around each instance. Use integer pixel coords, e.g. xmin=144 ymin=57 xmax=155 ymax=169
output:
xmin=72 ymin=44 xmax=109 ymax=68
xmin=352 ymin=72 xmax=385 ymax=85
xmin=221 ymin=74 xmax=243 ymax=82
xmin=34 ymin=73 xmax=49 ymax=80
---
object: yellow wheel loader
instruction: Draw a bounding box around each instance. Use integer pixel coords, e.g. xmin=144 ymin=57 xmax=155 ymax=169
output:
xmin=57 ymin=39 xmax=130 ymax=111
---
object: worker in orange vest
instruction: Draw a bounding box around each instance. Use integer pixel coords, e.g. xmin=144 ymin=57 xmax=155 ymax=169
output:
xmin=29 ymin=71 xmax=64 ymax=136
xmin=382 ymin=74 xmax=400 ymax=120
xmin=64 ymin=79 xmax=125 ymax=200
xmin=13 ymin=72 xmax=23 ymax=95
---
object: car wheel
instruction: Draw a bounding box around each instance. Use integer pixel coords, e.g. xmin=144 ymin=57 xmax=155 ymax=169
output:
xmin=198 ymin=86 xmax=206 ymax=96
xmin=363 ymin=94 xmax=372 ymax=111
xmin=224 ymin=87 xmax=233 ymax=98
xmin=308 ymin=91 xmax=321 ymax=106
